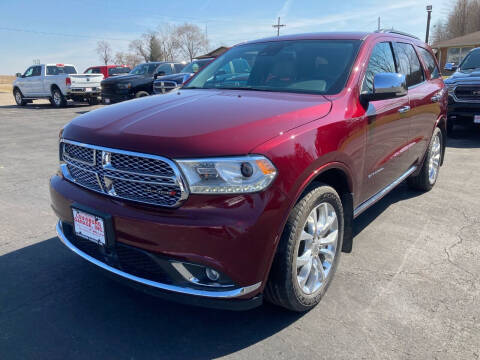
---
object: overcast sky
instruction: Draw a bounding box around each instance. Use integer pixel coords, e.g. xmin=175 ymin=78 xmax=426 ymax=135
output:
xmin=0 ymin=0 xmax=449 ymax=75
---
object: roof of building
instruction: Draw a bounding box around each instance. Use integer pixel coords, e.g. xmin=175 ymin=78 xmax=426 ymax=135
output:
xmin=432 ymin=31 xmax=480 ymax=48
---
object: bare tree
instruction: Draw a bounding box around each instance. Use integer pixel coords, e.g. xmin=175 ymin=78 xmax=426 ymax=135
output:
xmin=96 ymin=40 xmax=113 ymax=65
xmin=432 ymin=0 xmax=480 ymax=42
xmin=114 ymin=52 xmax=141 ymax=68
xmin=175 ymin=23 xmax=209 ymax=61
xmin=158 ymin=24 xmax=180 ymax=61
xmin=129 ymin=31 xmax=163 ymax=62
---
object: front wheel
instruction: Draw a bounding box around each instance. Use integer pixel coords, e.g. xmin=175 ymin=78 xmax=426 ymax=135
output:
xmin=135 ymin=91 xmax=150 ymax=98
xmin=14 ymin=89 xmax=27 ymax=106
xmin=408 ymin=127 xmax=443 ymax=191
xmin=265 ymin=184 xmax=343 ymax=312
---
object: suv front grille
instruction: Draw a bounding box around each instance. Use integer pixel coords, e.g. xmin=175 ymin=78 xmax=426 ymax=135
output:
xmin=454 ymin=85 xmax=480 ymax=101
xmin=61 ymin=140 xmax=188 ymax=207
xmin=153 ymin=81 xmax=178 ymax=94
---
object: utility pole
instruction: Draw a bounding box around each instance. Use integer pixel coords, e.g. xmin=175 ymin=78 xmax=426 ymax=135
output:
xmin=425 ymin=5 xmax=432 ymax=44
xmin=377 ymin=17 xmax=381 ymax=31
xmin=273 ymin=17 xmax=286 ymax=36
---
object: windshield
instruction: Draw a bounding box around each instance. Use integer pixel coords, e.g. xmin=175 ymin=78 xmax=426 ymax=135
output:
xmin=184 ymin=40 xmax=361 ymax=94
xmin=109 ymin=67 xmax=131 ymax=76
xmin=460 ymin=51 xmax=480 ymax=70
xmin=47 ymin=65 xmax=77 ymax=75
xmin=129 ymin=63 xmax=160 ymax=75
xmin=181 ymin=59 xmax=212 ymax=74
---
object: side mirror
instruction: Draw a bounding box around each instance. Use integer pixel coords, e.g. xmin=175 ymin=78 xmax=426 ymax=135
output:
xmin=444 ymin=63 xmax=457 ymax=71
xmin=15 ymin=73 xmax=22 ymax=78
xmin=362 ymin=73 xmax=407 ymax=102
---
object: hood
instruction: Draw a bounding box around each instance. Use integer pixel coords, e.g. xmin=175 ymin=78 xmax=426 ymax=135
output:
xmin=154 ymin=73 xmax=191 ymax=84
xmin=445 ymin=68 xmax=480 ymax=84
xmin=101 ymin=73 xmax=146 ymax=84
xmin=63 ymin=89 xmax=332 ymax=158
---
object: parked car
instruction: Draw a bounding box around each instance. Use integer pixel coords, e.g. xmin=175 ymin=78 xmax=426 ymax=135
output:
xmin=153 ymin=58 xmax=214 ymax=94
xmin=13 ymin=64 xmax=103 ymax=107
xmin=51 ymin=30 xmax=447 ymax=312
xmin=84 ymin=65 xmax=131 ymax=79
xmin=444 ymin=47 xmax=480 ymax=133
xmin=100 ymin=62 xmax=185 ymax=104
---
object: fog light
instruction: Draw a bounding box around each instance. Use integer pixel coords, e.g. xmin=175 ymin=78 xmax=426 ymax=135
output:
xmin=205 ymin=268 xmax=220 ymax=281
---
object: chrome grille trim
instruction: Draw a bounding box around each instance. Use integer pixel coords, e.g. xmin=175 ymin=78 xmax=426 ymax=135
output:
xmin=60 ymin=139 xmax=189 ymax=207
xmin=450 ymin=83 xmax=480 ymax=103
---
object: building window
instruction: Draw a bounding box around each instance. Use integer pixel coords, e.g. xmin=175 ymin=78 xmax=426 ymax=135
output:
xmin=446 ymin=47 xmax=474 ymax=65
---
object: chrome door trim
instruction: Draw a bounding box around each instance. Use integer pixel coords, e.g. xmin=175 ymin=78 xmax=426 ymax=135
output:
xmin=354 ymin=165 xmax=417 ymax=218
xmin=56 ymin=221 xmax=261 ymax=299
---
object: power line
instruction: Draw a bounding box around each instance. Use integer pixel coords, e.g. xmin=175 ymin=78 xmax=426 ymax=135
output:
xmin=0 ymin=26 xmax=132 ymax=42
xmin=272 ymin=17 xmax=286 ymax=36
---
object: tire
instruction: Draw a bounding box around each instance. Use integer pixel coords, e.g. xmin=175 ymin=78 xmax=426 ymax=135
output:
xmin=13 ymin=88 xmax=27 ymax=106
xmin=135 ymin=91 xmax=150 ymax=98
xmin=88 ymin=97 xmax=99 ymax=105
xmin=265 ymin=184 xmax=344 ymax=312
xmin=51 ymin=87 xmax=67 ymax=108
xmin=408 ymin=127 xmax=443 ymax=191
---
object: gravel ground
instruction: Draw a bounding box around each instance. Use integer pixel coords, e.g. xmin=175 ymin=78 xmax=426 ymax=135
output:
xmin=0 ymin=97 xmax=479 ymax=360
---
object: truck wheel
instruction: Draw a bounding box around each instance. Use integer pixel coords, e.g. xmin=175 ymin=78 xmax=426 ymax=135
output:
xmin=265 ymin=184 xmax=344 ymax=312
xmin=14 ymin=88 xmax=27 ymax=106
xmin=88 ymin=97 xmax=99 ymax=105
xmin=51 ymin=87 xmax=67 ymax=108
xmin=408 ymin=127 xmax=443 ymax=191
xmin=135 ymin=91 xmax=149 ymax=98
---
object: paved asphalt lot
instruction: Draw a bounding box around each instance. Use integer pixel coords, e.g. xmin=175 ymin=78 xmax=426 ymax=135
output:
xmin=0 ymin=95 xmax=479 ymax=360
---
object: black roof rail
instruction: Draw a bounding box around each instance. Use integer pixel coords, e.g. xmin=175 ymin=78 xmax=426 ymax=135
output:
xmin=375 ymin=29 xmax=420 ymax=40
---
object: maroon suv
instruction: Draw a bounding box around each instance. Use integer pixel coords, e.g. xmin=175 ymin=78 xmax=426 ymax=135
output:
xmin=50 ymin=31 xmax=447 ymax=312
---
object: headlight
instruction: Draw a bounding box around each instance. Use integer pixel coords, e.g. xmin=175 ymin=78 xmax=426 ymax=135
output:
xmin=176 ymin=155 xmax=277 ymax=194
xmin=117 ymin=82 xmax=131 ymax=89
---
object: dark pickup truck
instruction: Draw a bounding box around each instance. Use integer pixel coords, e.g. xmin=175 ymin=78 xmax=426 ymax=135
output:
xmin=101 ymin=61 xmax=184 ymax=104
xmin=153 ymin=58 xmax=214 ymax=94
xmin=444 ymin=47 xmax=480 ymax=132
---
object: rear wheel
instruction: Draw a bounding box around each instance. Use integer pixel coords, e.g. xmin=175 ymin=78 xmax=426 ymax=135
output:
xmin=408 ymin=127 xmax=442 ymax=191
xmin=265 ymin=184 xmax=343 ymax=312
xmin=51 ymin=87 xmax=67 ymax=108
xmin=14 ymin=88 xmax=27 ymax=106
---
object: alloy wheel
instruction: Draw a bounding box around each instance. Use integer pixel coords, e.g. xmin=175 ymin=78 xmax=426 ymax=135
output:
xmin=295 ymin=202 xmax=338 ymax=295
xmin=428 ymin=133 xmax=441 ymax=184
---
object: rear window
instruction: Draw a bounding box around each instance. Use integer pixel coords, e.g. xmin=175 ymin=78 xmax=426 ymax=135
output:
xmin=418 ymin=47 xmax=441 ymax=79
xmin=108 ymin=67 xmax=130 ymax=76
xmin=47 ymin=66 xmax=77 ymax=75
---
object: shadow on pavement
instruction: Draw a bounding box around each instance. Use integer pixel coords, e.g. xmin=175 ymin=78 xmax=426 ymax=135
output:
xmin=0 ymin=102 xmax=96 ymax=110
xmin=0 ymin=238 xmax=303 ymax=360
xmin=447 ymin=124 xmax=480 ymax=149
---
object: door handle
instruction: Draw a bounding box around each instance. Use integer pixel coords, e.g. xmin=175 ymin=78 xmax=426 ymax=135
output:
xmin=431 ymin=95 xmax=441 ymax=103
xmin=398 ymin=105 xmax=411 ymax=114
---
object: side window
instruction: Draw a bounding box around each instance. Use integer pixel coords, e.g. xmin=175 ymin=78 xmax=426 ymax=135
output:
xmin=23 ymin=67 xmax=34 ymax=77
xmin=362 ymin=42 xmax=396 ymax=93
xmin=47 ymin=66 xmax=58 ymax=75
xmin=156 ymin=63 xmax=173 ymax=75
xmin=418 ymin=47 xmax=441 ymax=79
xmin=393 ymin=42 xmax=424 ymax=87
xmin=92 ymin=68 xmax=101 ymax=74
xmin=85 ymin=68 xmax=93 ymax=74
xmin=32 ymin=66 xmax=42 ymax=76
xmin=174 ymin=63 xmax=185 ymax=72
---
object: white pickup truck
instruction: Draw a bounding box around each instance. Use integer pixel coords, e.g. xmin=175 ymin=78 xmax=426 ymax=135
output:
xmin=13 ymin=64 xmax=104 ymax=107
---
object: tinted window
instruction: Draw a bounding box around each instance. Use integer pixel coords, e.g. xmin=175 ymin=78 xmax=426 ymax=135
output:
xmin=185 ymin=40 xmax=361 ymax=95
xmin=156 ymin=63 xmax=173 ymax=75
xmin=32 ymin=66 xmax=42 ymax=76
xmin=47 ymin=66 xmax=77 ymax=75
xmin=362 ymin=42 xmax=396 ymax=93
xmin=174 ymin=63 xmax=185 ymax=72
xmin=130 ymin=63 xmax=160 ymax=75
xmin=85 ymin=68 xmax=93 ymax=74
xmin=418 ymin=47 xmax=440 ymax=79
xmin=394 ymin=43 xmax=424 ymax=87
xmin=91 ymin=68 xmax=102 ymax=74
xmin=108 ymin=67 xmax=130 ymax=76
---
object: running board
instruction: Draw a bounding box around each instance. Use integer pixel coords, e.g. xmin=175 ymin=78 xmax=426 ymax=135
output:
xmin=353 ymin=165 xmax=417 ymax=218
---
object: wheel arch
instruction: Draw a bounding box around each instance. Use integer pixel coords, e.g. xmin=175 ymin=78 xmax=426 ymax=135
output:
xmin=291 ymin=162 xmax=355 ymax=253
xmin=435 ymin=115 xmax=447 ymax=166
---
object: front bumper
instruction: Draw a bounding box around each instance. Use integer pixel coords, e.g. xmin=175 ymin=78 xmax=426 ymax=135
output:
xmin=50 ymin=174 xmax=290 ymax=309
xmin=101 ymin=92 xmax=132 ymax=104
